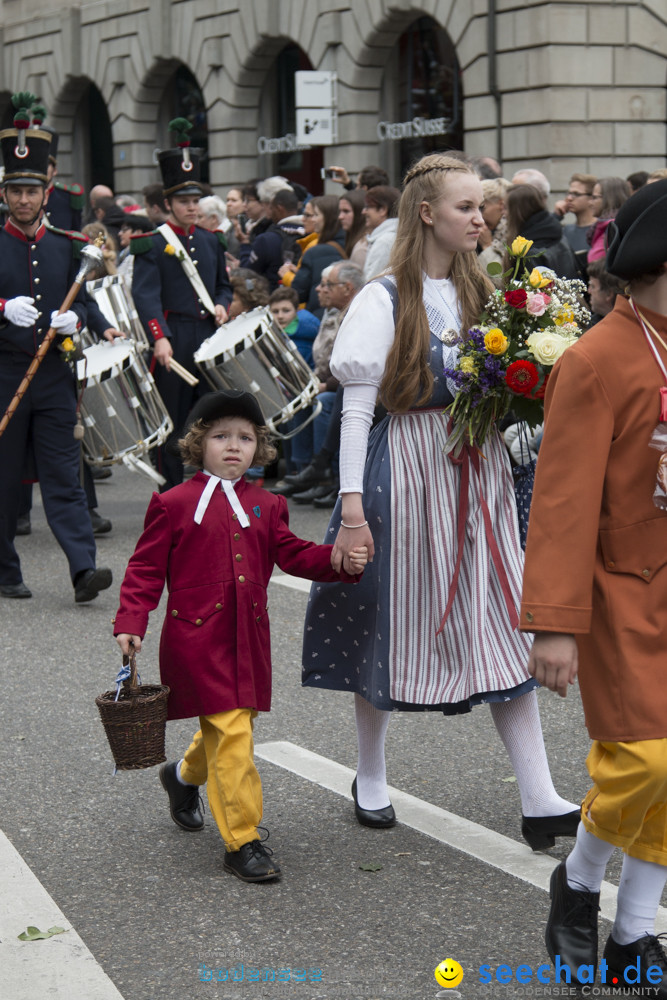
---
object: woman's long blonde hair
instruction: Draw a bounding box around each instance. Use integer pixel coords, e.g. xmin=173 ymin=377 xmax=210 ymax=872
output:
xmin=380 ymin=153 xmax=492 ymax=412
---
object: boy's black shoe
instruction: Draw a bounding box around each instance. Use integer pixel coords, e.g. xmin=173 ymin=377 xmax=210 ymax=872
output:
xmin=603 ymin=932 xmax=667 ymax=997
xmin=224 ymin=839 xmax=281 ymax=882
xmin=159 ymin=762 xmax=204 ymax=831
xmin=545 ymin=861 xmax=599 ymax=981
xmin=15 ymin=515 xmax=31 ymax=536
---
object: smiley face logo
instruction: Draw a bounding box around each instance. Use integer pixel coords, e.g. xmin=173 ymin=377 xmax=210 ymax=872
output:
xmin=434 ymin=958 xmax=464 ymax=989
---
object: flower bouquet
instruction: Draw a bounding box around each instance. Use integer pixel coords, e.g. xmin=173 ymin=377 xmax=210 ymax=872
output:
xmin=444 ymin=236 xmax=589 ymax=454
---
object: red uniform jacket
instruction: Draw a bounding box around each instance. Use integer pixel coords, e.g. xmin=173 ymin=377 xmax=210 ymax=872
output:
xmin=114 ymin=472 xmax=358 ymax=720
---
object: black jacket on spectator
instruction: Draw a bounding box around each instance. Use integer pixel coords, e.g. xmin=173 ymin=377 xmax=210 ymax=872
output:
xmin=521 ymin=210 xmax=579 ymax=280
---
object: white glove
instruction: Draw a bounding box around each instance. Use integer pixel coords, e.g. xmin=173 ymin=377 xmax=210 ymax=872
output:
xmin=50 ymin=310 xmax=78 ymax=335
xmin=4 ymin=295 xmax=38 ymax=327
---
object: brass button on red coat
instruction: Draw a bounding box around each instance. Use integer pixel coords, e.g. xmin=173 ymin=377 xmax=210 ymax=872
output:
xmin=232 ymin=513 xmax=238 ymax=520
xmin=171 ymin=609 xmax=178 ymax=617
xmin=238 ymin=575 xmax=245 ymax=582
xmin=215 ymin=602 xmax=222 ymax=609
xmin=235 ymin=553 xmax=243 ymax=562
xmin=195 ymin=618 xmax=203 ymax=625
xmin=234 ymin=533 xmax=240 ymax=540
xmin=256 ymin=616 xmax=261 ymax=622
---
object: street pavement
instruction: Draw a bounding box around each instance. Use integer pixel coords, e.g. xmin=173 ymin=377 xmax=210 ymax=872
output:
xmin=0 ymin=465 xmax=660 ymax=1000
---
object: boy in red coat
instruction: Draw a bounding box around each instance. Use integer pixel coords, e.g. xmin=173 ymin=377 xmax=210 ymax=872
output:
xmin=114 ymin=389 xmax=367 ymax=882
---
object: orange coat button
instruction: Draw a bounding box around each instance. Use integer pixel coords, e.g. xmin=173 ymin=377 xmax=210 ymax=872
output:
xmin=235 ymin=553 xmax=243 ymax=562
xmin=525 ymin=611 xmax=534 ymax=623
xmin=642 ymin=569 xmax=650 ymax=577
xmin=607 ymin=561 xmax=615 ymax=568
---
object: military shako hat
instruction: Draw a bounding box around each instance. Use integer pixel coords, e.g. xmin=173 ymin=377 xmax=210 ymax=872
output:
xmin=606 ymin=178 xmax=667 ymax=280
xmin=0 ymin=92 xmax=51 ymax=185
xmin=158 ymin=118 xmax=205 ymax=197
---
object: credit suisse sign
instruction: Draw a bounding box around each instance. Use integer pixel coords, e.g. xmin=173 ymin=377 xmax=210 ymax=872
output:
xmin=377 ymin=116 xmax=449 ymax=141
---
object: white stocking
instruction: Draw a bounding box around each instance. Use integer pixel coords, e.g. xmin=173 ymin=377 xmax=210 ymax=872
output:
xmin=490 ymin=691 xmax=578 ymax=817
xmin=566 ymin=822 xmax=615 ymax=892
xmin=354 ymin=693 xmax=392 ymax=810
xmin=613 ymin=855 xmax=667 ymax=945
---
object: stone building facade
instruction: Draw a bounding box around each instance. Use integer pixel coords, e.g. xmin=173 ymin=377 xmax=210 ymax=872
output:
xmin=0 ymin=0 xmax=664 ymax=201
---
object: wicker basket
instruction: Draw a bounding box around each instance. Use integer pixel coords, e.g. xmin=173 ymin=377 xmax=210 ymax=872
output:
xmin=96 ymin=653 xmax=170 ymax=770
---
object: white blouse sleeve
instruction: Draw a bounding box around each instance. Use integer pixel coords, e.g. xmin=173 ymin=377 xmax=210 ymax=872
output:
xmin=338 ymin=383 xmax=378 ymax=494
xmin=330 ymin=280 xmax=396 ymax=387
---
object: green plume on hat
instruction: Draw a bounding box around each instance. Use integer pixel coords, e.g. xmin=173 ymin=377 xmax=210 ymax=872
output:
xmin=168 ymin=117 xmax=193 ymax=147
xmin=11 ymin=91 xmax=43 ymax=129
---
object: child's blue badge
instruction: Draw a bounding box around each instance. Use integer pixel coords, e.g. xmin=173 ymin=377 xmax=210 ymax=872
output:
xmin=253 ymin=505 xmax=261 ymax=518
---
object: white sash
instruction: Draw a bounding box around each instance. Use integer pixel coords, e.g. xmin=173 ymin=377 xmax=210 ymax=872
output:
xmin=158 ymin=223 xmax=217 ymax=318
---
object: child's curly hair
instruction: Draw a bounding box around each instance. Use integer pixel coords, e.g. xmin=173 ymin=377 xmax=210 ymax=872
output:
xmin=179 ymin=418 xmax=278 ymax=468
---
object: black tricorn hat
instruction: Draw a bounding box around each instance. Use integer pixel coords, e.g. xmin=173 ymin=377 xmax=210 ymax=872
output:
xmin=187 ymin=390 xmax=265 ymax=429
xmin=606 ymin=178 xmax=667 ymax=280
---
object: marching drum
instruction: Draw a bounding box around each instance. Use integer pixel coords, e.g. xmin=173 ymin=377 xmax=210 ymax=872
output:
xmin=77 ymin=340 xmax=173 ymax=484
xmin=87 ymin=274 xmax=150 ymax=349
xmin=193 ymin=307 xmax=321 ymax=438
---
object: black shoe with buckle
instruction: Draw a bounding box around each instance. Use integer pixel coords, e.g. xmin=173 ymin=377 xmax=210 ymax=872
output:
xmin=224 ymin=836 xmax=281 ymax=882
xmin=545 ymin=861 xmax=599 ymax=981
xmin=603 ymin=932 xmax=667 ymax=997
xmin=159 ymin=762 xmax=204 ymax=831
xmin=74 ymin=567 xmax=113 ymax=603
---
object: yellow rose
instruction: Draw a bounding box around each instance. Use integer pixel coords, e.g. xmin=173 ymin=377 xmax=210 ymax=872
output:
xmin=525 ymin=330 xmax=571 ymax=366
xmin=528 ymin=268 xmax=552 ymax=289
xmin=459 ymin=356 xmax=478 ymax=375
xmin=484 ymin=328 xmax=509 ymax=355
xmin=510 ymin=236 xmax=534 ymax=257
xmin=164 ymin=244 xmax=176 ymax=256
xmin=61 ymin=337 xmax=74 ymax=352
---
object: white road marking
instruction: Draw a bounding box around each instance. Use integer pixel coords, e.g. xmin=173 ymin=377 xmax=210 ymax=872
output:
xmin=0 ymin=829 xmax=125 ymax=1000
xmin=255 ymin=740 xmax=667 ymax=932
xmin=271 ymin=571 xmax=312 ymax=593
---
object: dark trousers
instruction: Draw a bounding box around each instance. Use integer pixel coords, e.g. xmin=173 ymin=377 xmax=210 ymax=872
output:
xmin=153 ymin=317 xmax=213 ymax=491
xmin=0 ymin=352 xmax=96 ymax=586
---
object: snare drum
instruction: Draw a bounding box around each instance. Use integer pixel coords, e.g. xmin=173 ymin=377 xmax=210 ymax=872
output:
xmin=193 ymin=307 xmax=321 ymax=438
xmin=77 ymin=340 xmax=173 ymax=467
xmin=87 ymin=274 xmax=150 ymax=349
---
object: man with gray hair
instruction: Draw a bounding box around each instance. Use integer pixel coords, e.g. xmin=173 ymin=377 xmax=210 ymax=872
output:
xmin=237 ymin=185 xmax=304 ymax=290
xmin=512 ymin=167 xmax=551 ymax=206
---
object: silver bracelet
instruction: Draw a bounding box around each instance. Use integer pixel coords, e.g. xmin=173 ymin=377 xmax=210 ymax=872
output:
xmin=340 ymin=520 xmax=368 ymax=529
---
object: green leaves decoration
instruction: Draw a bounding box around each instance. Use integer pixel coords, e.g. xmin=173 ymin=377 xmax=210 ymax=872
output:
xmin=18 ymin=925 xmax=67 ymax=941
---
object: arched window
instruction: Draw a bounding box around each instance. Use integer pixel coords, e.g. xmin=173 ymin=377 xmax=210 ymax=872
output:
xmin=72 ymin=82 xmax=114 ymax=191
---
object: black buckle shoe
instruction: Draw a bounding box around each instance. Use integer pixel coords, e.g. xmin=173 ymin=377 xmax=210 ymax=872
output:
xmin=545 ymin=861 xmax=599 ymax=982
xmin=74 ymin=567 xmax=112 ymax=603
xmin=604 ymin=932 xmax=667 ymax=997
xmin=352 ymin=777 xmax=396 ymax=828
xmin=159 ymin=762 xmax=204 ymax=831
xmin=224 ymin=836 xmax=281 ymax=882
xmin=522 ymin=808 xmax=581 ymax=851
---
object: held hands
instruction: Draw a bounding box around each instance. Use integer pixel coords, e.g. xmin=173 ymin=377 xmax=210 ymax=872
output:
xmin=115 ymin=633 xmax=142 ymax=655
xmin=528 ymin=633 xmax=578 ymax=698
xmin=347 ymin=546 xmax=369 ymax=573
xmin=4 ymin=295 xmax=39 ymax=327
xmin=50 ymin=309 xmax=79 ymax=335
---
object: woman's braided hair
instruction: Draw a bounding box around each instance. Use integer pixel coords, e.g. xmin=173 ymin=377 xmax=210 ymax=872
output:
xmin=380 ymin=153 xmax=492 ymax=413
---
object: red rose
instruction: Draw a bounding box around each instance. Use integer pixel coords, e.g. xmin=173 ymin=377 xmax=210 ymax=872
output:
xmin=505 ymin=289 xmax=528 ymax=309
xmin=505 ymin=360 xmax=540 ymax=395
xmin=533 ymin=372 xmax=550 ymax=400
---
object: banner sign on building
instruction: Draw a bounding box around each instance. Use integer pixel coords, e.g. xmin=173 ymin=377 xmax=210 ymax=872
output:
xmin=295 ymin=70 xmax=337 ymax=146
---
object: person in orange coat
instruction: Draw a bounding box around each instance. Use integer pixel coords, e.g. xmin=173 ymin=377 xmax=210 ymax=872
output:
xmin=114 ymin=389 xmax=367 ymax=883
xmin=521 ymin=179 xmax=667 ymax=991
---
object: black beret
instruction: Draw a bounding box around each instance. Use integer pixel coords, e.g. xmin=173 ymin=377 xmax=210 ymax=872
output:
xmin=606 ymin=178 xmax=667 ymax=280
xmin=187 ymin=390 xmax=265 ymax=429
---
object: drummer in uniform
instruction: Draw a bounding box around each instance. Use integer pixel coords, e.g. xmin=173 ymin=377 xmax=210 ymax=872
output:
xmin=41 ymin=125 xmax=84 ymax=233
xmin=0 ymin=94 xmax=112 ymax=601
xmin=131 ymin=119 xmax=232 ymax=490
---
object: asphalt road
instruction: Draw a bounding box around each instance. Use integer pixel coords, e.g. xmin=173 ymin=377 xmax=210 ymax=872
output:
xmin=0 ymin=465 xmax=641 ymax=1000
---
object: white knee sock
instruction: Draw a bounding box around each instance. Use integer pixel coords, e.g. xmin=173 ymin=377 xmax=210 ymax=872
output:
xmin=612 ymin=855 xmax=667 ymax=945
xmin=566 ymin=822 xmax=615 ymax=892
xmin=176 ymin=758 xmax=196 ymax=786
xmin=354 ymin=694 xmax=391 ymax=810
xmin=490 ymin=691 xmax=578 ymax=817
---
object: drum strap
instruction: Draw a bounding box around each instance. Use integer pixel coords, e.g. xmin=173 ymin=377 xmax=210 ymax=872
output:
xmin=158 ymin=224 xmax=217 ymax=318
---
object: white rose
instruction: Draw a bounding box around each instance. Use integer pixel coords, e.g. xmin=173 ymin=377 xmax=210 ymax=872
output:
xmin=525 ymin=330 xmax=572 ymax=366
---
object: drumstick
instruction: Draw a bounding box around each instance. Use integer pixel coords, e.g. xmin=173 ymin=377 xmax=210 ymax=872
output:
xmin=169 ymin=358 xmax=199 ymax=386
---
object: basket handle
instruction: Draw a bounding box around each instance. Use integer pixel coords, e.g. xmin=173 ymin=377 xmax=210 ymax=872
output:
xmin=122 ymin=650 xmax=140 ymax=689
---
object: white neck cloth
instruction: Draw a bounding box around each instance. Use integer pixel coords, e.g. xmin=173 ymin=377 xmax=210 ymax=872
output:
xmin=194 ymin=472 xmax=250 ymax=527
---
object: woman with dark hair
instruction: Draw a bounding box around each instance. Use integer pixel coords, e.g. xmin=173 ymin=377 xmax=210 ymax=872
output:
xmin=227 ymin=268 xmax=270 ymax=319
xmin=338 ymin=188 xmax=368 ymax=269
xmin=362 ymin=185 xmax=401 ymax=281
xmin=302 ymin=153 xmax=578 ymax=847
xmin=289 ymin=195 xmax=347 ymax=316
xmin=588 ymin=177 xmax=632 ymax=263
xmin=505 ymin=184 xmax=579 ymax=279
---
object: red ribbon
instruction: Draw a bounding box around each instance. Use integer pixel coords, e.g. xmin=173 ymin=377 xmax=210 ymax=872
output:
xmin=436 ymin=439 xmax=519 ymax=636
xmin=660 ymin=387 xmax=667 ymax=422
